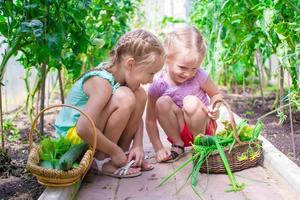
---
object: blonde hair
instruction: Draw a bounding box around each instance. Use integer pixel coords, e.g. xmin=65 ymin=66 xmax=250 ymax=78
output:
xmin=164 ymin=26 xmax=206 ymax=64
xmin=108 ymin=29 xmax=165 ymax=67
xmin=78 ymin=29 xmax=164 ymax=80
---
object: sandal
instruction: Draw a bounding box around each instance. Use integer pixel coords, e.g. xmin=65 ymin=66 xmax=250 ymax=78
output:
xmin=125 ymin=152 xmax=155 ymax=171
xmin=163 ymin=144 xmax=185 ymax=163
xmin=93 ymin=159 xmax=142 ymax=178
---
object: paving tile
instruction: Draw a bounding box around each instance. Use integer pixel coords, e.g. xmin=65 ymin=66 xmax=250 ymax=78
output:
xmin=77 ymin=172 xmax=118 ymax=200
xmin=115 ymin=162 xmax=177 ymax=199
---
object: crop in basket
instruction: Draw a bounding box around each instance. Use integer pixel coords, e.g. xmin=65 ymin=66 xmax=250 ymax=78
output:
xmin=159 ymin=120 xmax=264 ymax=198
xmin=39 ymin=136 xmax=88 ymax=171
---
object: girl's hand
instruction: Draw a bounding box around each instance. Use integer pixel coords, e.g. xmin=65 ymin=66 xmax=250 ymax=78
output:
xmin=156 ymin=147 xmax=171 ymax=162
xmin=111 ymin=147 xmax=127 ymax=167
xmin=128 ymin=146 xmax=144 ymax=167
xmin=207 ymin=105 xmax=220 ymax=121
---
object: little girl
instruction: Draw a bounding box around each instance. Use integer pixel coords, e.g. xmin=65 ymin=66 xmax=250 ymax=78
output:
xmin=146 ymin=26 xmax=222 ymax=163
xmin=55 ymin=29 xmax=165 ymax=177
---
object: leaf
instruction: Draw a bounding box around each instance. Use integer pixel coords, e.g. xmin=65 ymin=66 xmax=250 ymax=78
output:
xmin=30 ymin=20 xmax=43 ymax=28
xmin=91 ymin=38 xmax=105 ymax=48
xmin=24 ymin=3 xmax=38 ymax=11
xmin=33 ymin=28 xmax=43 ymax=37
xmin=53 ymin=136 xmax=72 ymax=158
xmin=0 ymin=15 xmax=8 ymax=37
xmin=39 ymin=138 xmax=56 ymax=161
xmin=19 ymin=22 xmax=32 ymax=33
xmin=263 ymin=8 xmax=274 ymax=30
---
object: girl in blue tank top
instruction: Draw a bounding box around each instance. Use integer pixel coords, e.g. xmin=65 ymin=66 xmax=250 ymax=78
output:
xmin=55 ymin=29 xmax=165 ymax=178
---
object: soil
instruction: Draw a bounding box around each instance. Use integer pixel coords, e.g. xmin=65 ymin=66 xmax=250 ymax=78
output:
xmin=0 ymin=110 xmax=57 ymax=200
xmin=0 ymin=92 xmax=299 ymax=199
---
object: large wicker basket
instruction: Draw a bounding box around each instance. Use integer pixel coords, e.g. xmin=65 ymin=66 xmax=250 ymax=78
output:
xmin=196 ymin=100 xmax=263 ymax=174
xmin=26 ymin=104 xmax=97 ymax=187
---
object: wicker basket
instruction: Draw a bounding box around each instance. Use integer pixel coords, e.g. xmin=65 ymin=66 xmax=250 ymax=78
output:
xmin=195 ymin=100 xmax=263 ymax=174
xmin=26 ymin=104 xmax=97 ymax=187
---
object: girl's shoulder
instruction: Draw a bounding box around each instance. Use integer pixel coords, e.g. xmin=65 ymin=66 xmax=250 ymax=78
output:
xmin=80 ymin=67 xmax=120 ymax=92
xmin=152 ymin=69 xmax=167 ymax=84
xmin=194 ymin=68 xmax=209 ymax=85
xmin=196 ymin=68 xmax=208 ymax=77
xmin=148 ymin=70 xmax=169 ymax=97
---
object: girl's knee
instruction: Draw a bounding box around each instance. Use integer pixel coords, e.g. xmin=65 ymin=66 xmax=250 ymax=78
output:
xmin=155 ymin=96 xmax=173 ymax=113
xmin=114 ymin=87 xmax=136 ymax=111
xmin=75 ymin=123 xmax=90 ymax=140
xmin=134 ymin=87 xmax=147 ymax=105
xmin=183 ymin=95 xmax=204 ymax=116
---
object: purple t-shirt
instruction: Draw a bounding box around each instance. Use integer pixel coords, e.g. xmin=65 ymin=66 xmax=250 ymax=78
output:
xmin=148 ymin=68 xmax=209 ymax=108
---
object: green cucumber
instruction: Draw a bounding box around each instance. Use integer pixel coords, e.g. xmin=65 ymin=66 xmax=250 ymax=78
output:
xmin=200 ymin=136 xmax=216 ymax=146
xmin=58 ymin=142 xmax=89 ymax=171
xmin=40 ymin=160 xmax=53 ymax=169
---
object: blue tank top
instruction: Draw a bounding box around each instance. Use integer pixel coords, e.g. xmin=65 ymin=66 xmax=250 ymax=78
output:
xmin=54 ymin=68 xmax=120 ymax=136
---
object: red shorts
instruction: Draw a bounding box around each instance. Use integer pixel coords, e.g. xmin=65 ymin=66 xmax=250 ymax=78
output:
xmin=167 ymin=120 xmax=217 ymax=147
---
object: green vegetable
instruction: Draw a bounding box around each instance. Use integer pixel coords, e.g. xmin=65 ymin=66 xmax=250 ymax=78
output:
xmin=58 ymin=142 xmax=89 ymax=171
xmin=160 ymin=118 xmax=263 ymax=196
xmin=72 ymin=162 xmax=80 ymax=169
xmin=200 ymin=136 xmax=216 ymax=146
xmin=40 ymin=160 xmax=53 ymax=169
xmin=194 ymin=135 xmax=215 ymax=146
xmin=213 ymin=137 xmax=244 ymax=192
xmin=39 ymin=136 xmax=72 ymax=168
xmin=252 ymin=121 xmax=264 ymax=139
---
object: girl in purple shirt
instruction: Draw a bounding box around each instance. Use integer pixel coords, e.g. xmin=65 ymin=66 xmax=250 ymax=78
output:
xmin=146 ymin=26 xmax=223 ymax=163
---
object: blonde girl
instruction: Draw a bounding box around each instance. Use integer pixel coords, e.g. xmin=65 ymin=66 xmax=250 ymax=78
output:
xmin=146 ymin=26 xmax=222 ymax=163
xmin=55 ymin=29 xmax=165 ymax=178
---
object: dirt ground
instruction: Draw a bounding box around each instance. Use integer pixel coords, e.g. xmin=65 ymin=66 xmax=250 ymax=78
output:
xmin=0 ymin=92 xmax=299 ymax=200
xmin=0 ymin=112 xmax=56 ymax=200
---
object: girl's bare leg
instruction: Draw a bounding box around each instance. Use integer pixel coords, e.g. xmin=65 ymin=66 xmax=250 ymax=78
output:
xmin=117 ymin=88 xmax=153 ymax=170
xmin=118 ymin=87 xmax=147 ymax=151
xmin=156 ymin=96 xmax=185 ymax=157
xmin=156 ymin=96 xmax=184 ymax=145
xmin=90 ymin=87 xmax=140 ymax=174
xmin=182 ymin=95 xmax=209 ymax=136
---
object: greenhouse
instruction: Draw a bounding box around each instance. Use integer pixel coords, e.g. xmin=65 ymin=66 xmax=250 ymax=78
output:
xmin=0 ymin=0 xmax=299 ymax=199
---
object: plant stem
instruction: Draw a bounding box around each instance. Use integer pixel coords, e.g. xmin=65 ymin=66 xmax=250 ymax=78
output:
xmin=214 ymin=137 xmax=240 ymax=191
xmin=57 ymin=67 xmax=64 ymax=104
xmin=284 ymin=0 xmax=300 ymax=13
xmin=0 ymin=36 xmax=21 ymax=82
xmin=255 ymin=50 xmax=265 ymax=107
xmin=287 ymin=75 xmax=296 ymax=158
xmin=158 ymin=154 xmax=197 ymax=187
xmin=39 ymin=63 xmax=47 ymax=134
xmin=0 ymin=86 xmax=4 ymax=150
xmin=258 ymin=102 xmax=293 ymax=121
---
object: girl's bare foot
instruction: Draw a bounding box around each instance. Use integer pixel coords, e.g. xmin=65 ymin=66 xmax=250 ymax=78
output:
xmin=91 ymin=159 xmax=141 ymax=178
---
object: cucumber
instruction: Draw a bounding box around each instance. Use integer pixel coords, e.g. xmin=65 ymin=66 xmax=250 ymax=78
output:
xmin=58 ymin=142 xmax=89 ymax=171
xmin=40 ymin=160 xmax=53 ymax=169
xmin=194 ymin=135 xmax=217 ymax=146
xmin=200 ymin=136 xmax=216 ymax=146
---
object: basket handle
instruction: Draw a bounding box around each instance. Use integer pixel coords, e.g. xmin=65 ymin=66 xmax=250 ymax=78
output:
xmin=211 ymin=99 xmax=241 ymax=144
xmin=29 ymin=104 xmax=97 ymax=156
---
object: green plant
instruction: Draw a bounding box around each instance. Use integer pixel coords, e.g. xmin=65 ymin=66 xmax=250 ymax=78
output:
xmin=0 ymin=0 xmax=141 ymax=149
xmin=3 ymin=119 xmax=20 ymax=142
xmin=58 ymin=142 xmax=88 ymax=171
xmin=39 ymin=136 xmax=72 ymax=169
xmin=244 ymin=110 xmax=255 ymax=117
xmin=189 ymin=0 xmax=299 ymax=95
xmin=160 ymin=120 xmax=263 ymax=197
